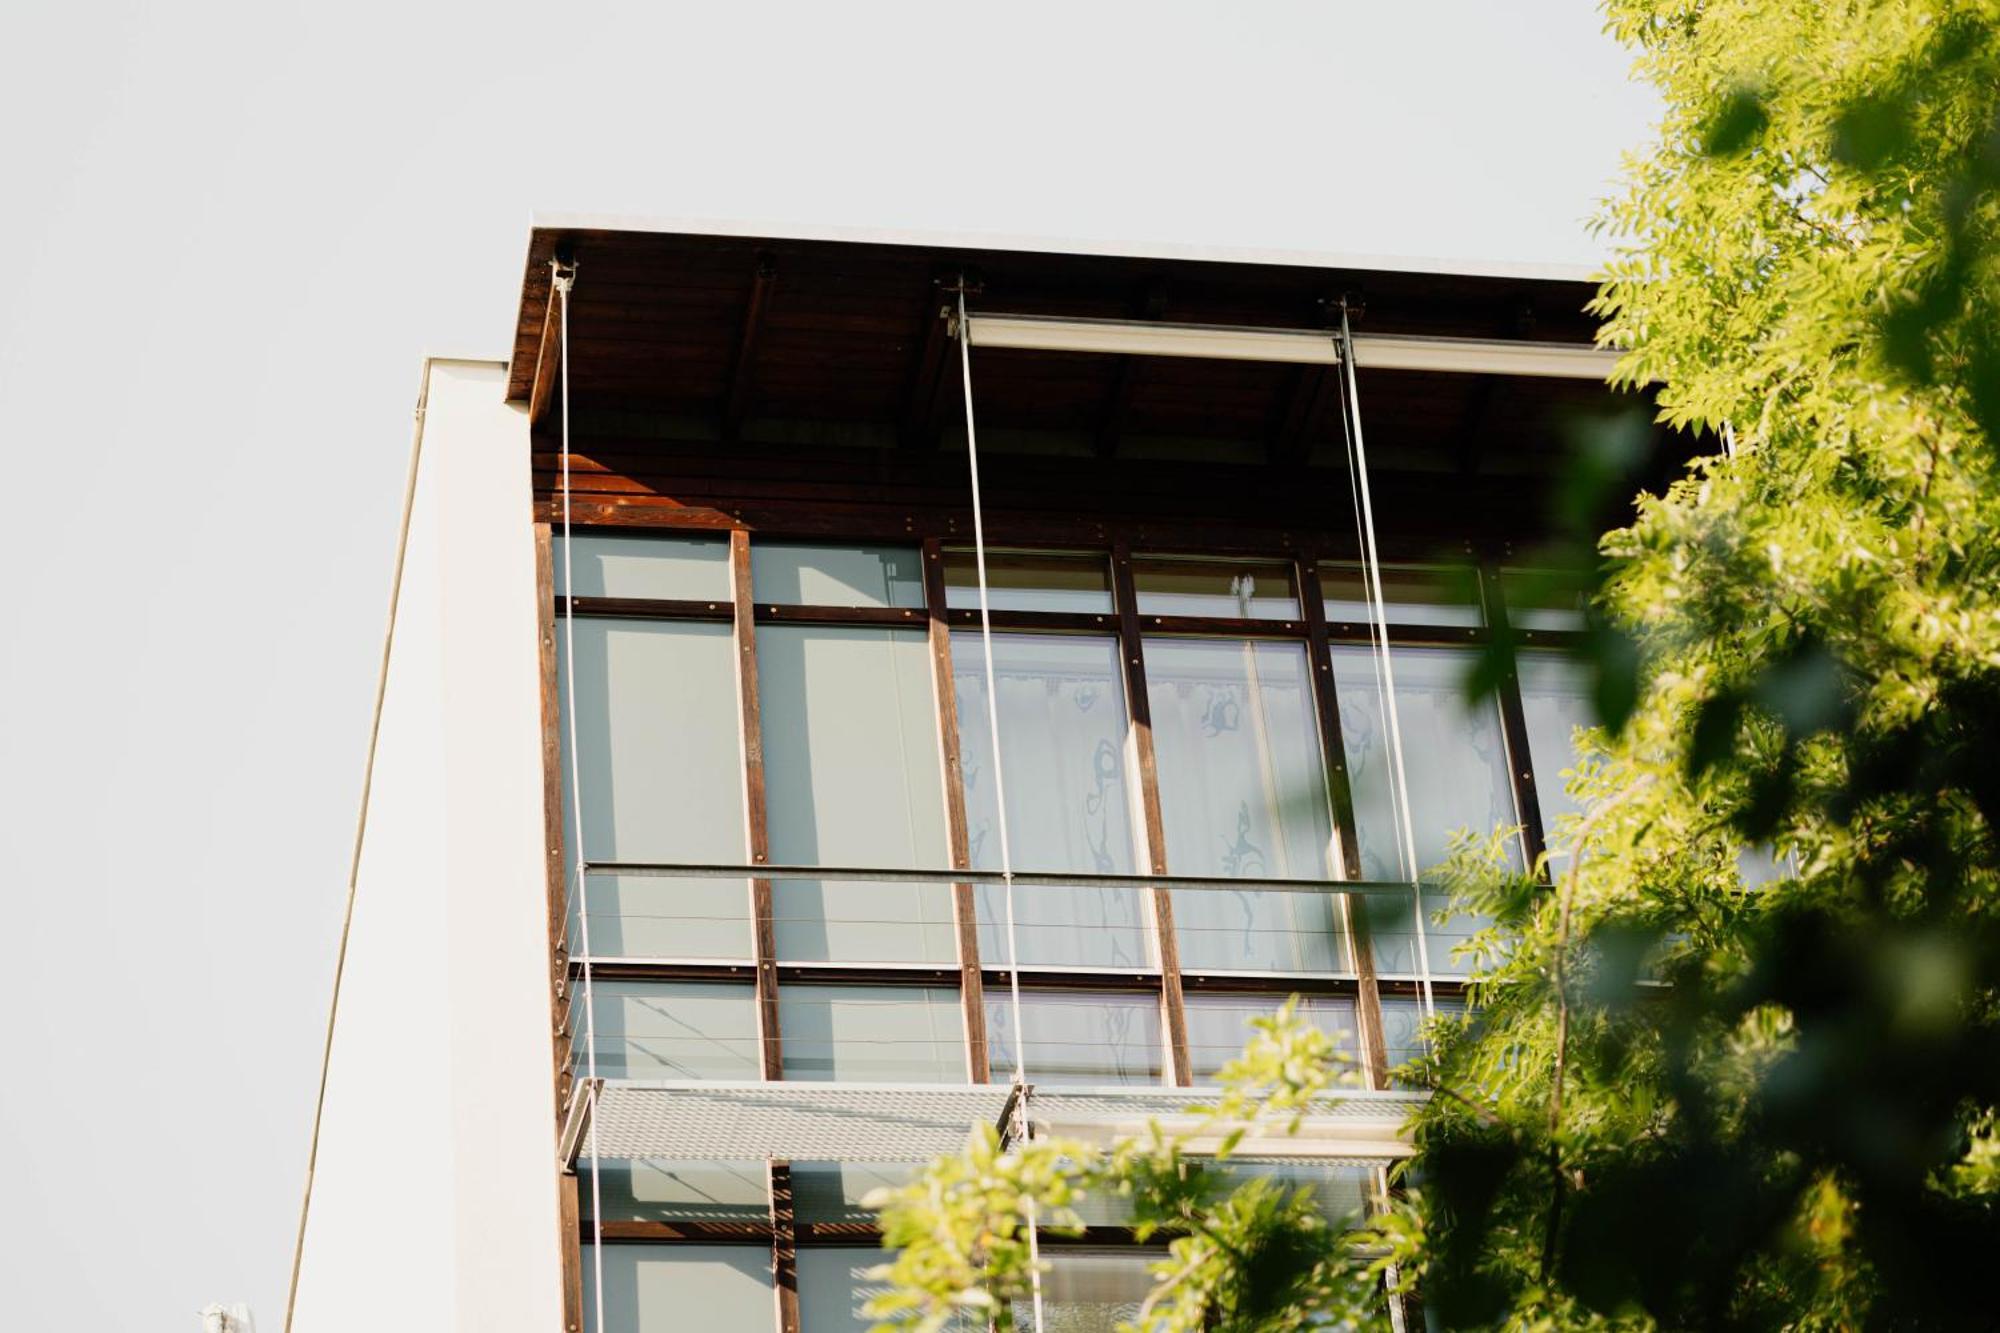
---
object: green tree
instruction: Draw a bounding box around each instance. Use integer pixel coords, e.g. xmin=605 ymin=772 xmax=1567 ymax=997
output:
xmin=866 ymin=2 xmax=2000 ymax=1327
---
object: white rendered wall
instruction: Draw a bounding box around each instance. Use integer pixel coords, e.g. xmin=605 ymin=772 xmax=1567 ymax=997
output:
xmin=292 ymin=359 xmax=563 ymax=1333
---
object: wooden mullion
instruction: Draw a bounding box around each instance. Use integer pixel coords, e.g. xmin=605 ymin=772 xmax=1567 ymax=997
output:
xmin=1479 ymin=562 xmax=1549 ymax=871
xmin=1112 ymin=541 xmax=1192 ymax=1086
xmin=942 ymin=608 xmax=1121 ymax=634
xmin=922 ymin=538 xmax=990 ymax=1082
xmin=1300 ymin=552 xmax=1391 ymax=1091
xmin=1126 ymin=613 xmax=1309 ymax=639
xmin=768 ymin=1160 xmax=800 ymax=1333
xmin=538 ymin=525 xmax=589 ymax=1333
xmin=732 ymin=530 xmax=784 ymax=1080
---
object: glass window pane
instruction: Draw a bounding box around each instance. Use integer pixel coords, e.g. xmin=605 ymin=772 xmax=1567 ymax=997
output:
xmin=792 ymin=1161 xmax=920 ymax=1223
xmin=561 ymin=619 xmax=746 ymax=864
xmin=1319 ymin=562 xmax=1483 ymax=627
xmin=1380 ymin=995 xmax=1467 ymax=1085
xmin=1499 ymin=567 xmax=1590 ymax=632
xmin=1032 ymin=1252 xmax=1161 ymax=1331
xmin=759 ymin=626 xmax=952 ymax=964
xmin=751 ymin=542 xmax=924 ymax=608
xmin=1145 ymin=638 xmax=1349 ymax=973
xmin=953 ymin=633 xmax=1148 ymax=969
xmin=583 ymin=1244 xmax=772 ymax=1333
xmin=799 ymin=1248 xmax=981 ymax=1333
xmin=943 ymin=550 xmax=1116 ymax=614
xmin=574 ymin=873 xmax=751 ymax=961
xmin=1133 ymin=559 xmax=1299 ymax=620
xmin=1333 ymin=646 xmax=1518 ymax=976
xmin=986 ymin=990 xmax=1162 ymax=1086
xmin=1210 ymin=1159 xmax=1375 ymax=1226
xmin=1517 ymin=650 xmax=1593 ymax=834
xmin=586 ymin=982 xmax=761 ymax=1080
xmin=587 ymin=1160 xmax=769 ymax=1222
xmin=779 ymin=985 xmax=965 ymax=1083
xmin=557 ymin=532 xmax=731 ymax=601
xmin=1184 ymin=994 xmax=1361 ymax=1085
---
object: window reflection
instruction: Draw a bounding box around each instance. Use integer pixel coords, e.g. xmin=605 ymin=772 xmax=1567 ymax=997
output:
xmin=1185 ymin=993 xmax=1361 ymax=1084
xmin=1333 ymin=645 xmax=1517 ymax=976
xmin=1146 ymin=639 xmax=1349 ymax=973
xmin=1133 ymin=559 xmax=1300 ymax=620
xmin=750 ymin=542 xmax=925 ymax=608
xmin=779 ymin=985 xmax=964 ymax=1083
xmin=585 ymin=982 xmax=762 ymax=1081
xmin=1517 ymin=650 xmax=1593 ymax=835
xmin=953 ymin=633 xmax=1148 ymax=969
xmin=1319 ymin=562 xmax=1482 ymax=627
xmin=943 ymin=550 xmax=1115 ymax=614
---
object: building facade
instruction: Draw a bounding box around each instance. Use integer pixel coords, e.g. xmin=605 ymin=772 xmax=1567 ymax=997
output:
xmin=290 ymin=222 xmax=1665 ymax=1333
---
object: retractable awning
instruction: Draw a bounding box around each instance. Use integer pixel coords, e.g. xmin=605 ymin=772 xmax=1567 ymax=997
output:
xmin=561 ymin=1081 xmax=1425 ymax=1168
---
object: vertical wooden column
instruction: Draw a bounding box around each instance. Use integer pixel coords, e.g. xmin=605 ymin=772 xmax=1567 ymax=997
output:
xmin=538 ymin=522 xmax=588 ymax=1333
xmin=921 ymin=539 xmax=990 ymax=1082
xmin=1110 ymin=542 xmax=1192 ymax=1086
xmin=1298 ymin=552 xmax=1391 ymax=1091
xmin=768 ymin=1160 xmax=800 ymax=1333
xmin=558 ymin=1171 xmax=585 ymax=1333
xmin=1479 ymin=562 xmax=1549 ymax=872
xmin=732 ymin=529 xmax=784 ymax=1080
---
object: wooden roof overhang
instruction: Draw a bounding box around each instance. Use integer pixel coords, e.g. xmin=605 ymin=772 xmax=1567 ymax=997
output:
xmin=506 ymin=225 xmax=1679 ymax=555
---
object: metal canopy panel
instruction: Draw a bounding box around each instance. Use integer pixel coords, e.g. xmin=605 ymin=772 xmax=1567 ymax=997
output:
xmin=580 ymin=1081 xmax=1423 ymax=1164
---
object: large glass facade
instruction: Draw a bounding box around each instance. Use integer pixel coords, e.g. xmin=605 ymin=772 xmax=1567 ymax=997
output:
xmin=555 ymin=534 xmax=1592 ymax=1330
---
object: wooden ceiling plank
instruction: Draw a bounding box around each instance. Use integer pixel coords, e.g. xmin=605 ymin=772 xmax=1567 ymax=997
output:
xmin=722 ymin=254 xmax=780 ymax=442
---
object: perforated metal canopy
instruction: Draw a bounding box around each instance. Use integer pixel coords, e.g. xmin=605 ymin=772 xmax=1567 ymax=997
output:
xmin=564 ymin=1081 xmax=1425 ymax=1166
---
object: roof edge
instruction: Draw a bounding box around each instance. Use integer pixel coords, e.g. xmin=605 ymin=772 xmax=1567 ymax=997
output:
xmin=525 ymin=210 xmax=1603 ymax=286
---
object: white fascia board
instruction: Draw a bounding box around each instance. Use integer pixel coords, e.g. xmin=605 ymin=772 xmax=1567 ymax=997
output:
xmin=525 ymin=211 xmax=1599 ymax=285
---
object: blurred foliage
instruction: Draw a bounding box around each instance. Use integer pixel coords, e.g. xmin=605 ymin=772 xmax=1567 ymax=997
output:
xmin=867 ymin=2 xmax=2000 ymax=1327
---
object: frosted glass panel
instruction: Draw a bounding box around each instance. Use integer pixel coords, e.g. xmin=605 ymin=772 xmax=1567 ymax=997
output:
xmin=1212 ymin=1160 xmax=1374 ymax=1225
xmin=1133 ymin=559 xmax=1298 ymax=619
xmin=587 ymin=1160 xmax=769 ymax=1222
xmin=799 ymin=1248 xmax=980 ymax=1333
xmin=943 ymin=550 xmax=1115 ymax=613
xmin=953 ymin=633 xmax=1148 ymax=969
xmin=793 ymin=1161 xmax=919 ymax=1222
xmin=1185 ymin=994 xmax=1361 ymax=1085
xmin=560 ymin=619 xmax=750 ymax=960
xmin=1517 ymin=651 xmax=1593 ymax=834
xmin=1381 ymin=995 xmax=1468 ymax=1085
xmin=758 ymin=626 xmax=952 ymax=964
xmin=583 ymin=1244 xmax=772 ymax=1333
xmin=1499 ymin=568 xmax=1590 ymax=631
xmin=1333 ymin=646 xmax=1518 ymax=976
xmin=587 ymin=982 xmax=761 ymax=1080
xmin=573 ymin=873 xmax=751 ymax=961
xmin=1145 ymin=639 xmax=1348 ymax=973
xmin=561 ymin=619 xmax=746 ymax=864
xmin=751 ymin=542 xmax=924 ymax=608
xmin=986 ymin=990 xmax=1162 ymax=1086
xmin=557 ymin=532 xmax=731 ymax=601
xmin=1028 ymin=1252 xmax=1160 ymax=1331
xmin=1319 ymin=562 xmax=1482 ymax=627
xmin=779 ymin=985 xmax=965 ymax=1083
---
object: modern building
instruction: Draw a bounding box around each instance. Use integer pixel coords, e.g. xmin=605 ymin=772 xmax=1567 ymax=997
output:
xmin=288 ymin=219 xmax=1669 ymax=1332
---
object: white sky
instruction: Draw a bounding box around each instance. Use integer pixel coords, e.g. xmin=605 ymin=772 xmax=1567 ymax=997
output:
xmin=0 ymin=2 xmax=1653 ymax=1327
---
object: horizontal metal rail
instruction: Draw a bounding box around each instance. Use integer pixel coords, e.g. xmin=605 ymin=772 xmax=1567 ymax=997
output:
xmin=583 ymin=859 xmax=1430 ymax=898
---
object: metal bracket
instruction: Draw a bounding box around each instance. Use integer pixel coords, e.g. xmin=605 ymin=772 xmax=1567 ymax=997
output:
xmin=557 ymin=1076 xmax=601 ymax=1172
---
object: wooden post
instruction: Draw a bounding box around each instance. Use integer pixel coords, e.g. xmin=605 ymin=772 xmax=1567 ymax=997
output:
xmin=732 ymin=530 xmax=784 ymax=1079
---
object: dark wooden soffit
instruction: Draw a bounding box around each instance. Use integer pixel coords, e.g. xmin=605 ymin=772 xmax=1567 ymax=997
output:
xmin=503 ymin=227 xmax=1612 ymax=436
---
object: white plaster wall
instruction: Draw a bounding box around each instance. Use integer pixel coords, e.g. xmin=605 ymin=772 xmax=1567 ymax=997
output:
xmin=292 ymin=359 xmax=563 ymax=1333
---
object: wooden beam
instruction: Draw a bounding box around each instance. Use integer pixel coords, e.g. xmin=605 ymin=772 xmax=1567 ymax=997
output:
xmin=921 ymin=538 xmax=990 ymax=1081
xmin=1111 ymin=542 xmax=1192 ymax=1085
xmin=723 ymin=254 xmax=779 ymax=442
xmin=529 ymin=254 xmax=578 ymax=426
xmin=732 ymin=530 xmax=784 ymax=1079
xmin=898 ymin=288 xmax=954 ymax=451
xmin=1480 ymin=562 xmax=1550 ymax=871
xmin=558 ymin=1171 xmax=585 ymax=1333
xmin=768 ymin=1161 xmax=800 ymax=1333
xmin=1095 ymin=277 xmax=1170 ymax=459
xmin=1299 ymin=550 xmax=1390 ymax=1090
